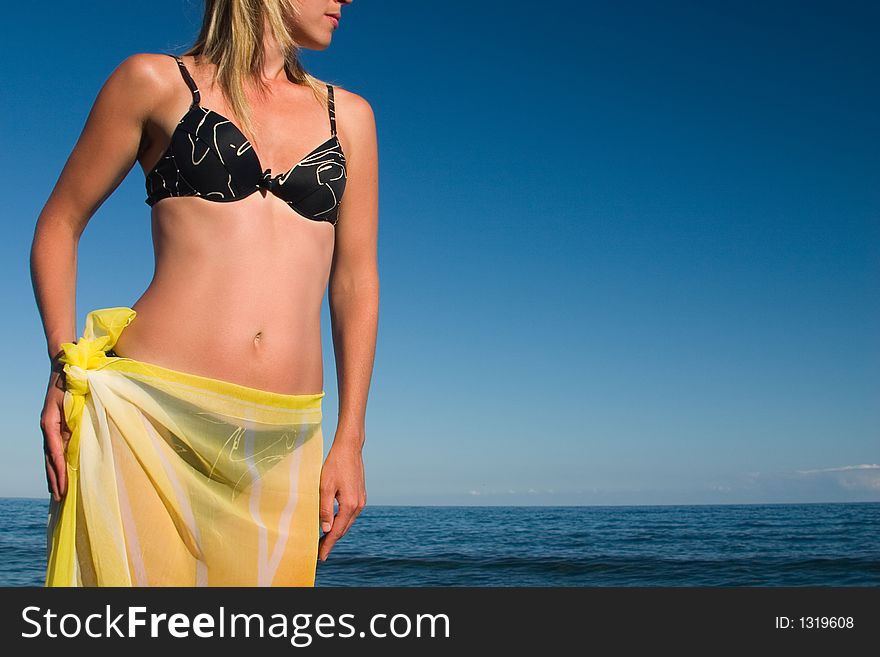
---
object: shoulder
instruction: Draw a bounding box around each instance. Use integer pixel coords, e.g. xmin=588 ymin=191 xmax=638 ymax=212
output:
xmin=113 ymin=52 xmax=177 ymax=88
xmin=331 ymin=86 xmax=377 ymax=148
xmin=332 ymin=87 xmax=375 ymax=126
xmin=90 ymin=53 xmax=186 ymax=125
xmin=97 ymin=53 xmax=180 ymax=112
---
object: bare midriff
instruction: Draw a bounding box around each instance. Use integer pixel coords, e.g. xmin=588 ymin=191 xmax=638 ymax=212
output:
xmin=112 ymin=191 xmax=335 ymax=395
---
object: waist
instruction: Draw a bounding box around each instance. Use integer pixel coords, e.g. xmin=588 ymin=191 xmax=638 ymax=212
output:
xmin=112 ymin=296 xmax=325 ymax=395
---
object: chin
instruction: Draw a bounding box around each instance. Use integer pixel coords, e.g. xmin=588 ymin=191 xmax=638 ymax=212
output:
xmin=298 ymin=34 xmax=332 ymax=51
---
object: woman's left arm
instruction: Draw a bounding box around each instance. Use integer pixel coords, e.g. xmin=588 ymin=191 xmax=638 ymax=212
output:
xmin=319 ymin=90 xmax=379 ymax=562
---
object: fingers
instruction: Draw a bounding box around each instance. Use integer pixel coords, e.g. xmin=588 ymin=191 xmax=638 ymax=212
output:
xmin=42 ymin=431 xmax=66 ymax=502
xmin=54 ymin=449 xmax=68 ymax=499
xmin=59 ymin=405 xmax=72 ymax=449
xmin=318 ymin=506 xmax=348 ymax=562
xmin=317 ymin=494 xmax=365 ymax=562
xmin=338 ymin=491 xmax=366 ymax=538
xmin=40 ymin=402 xmax=69 ymax=503
xmin=55 ymin=397 xmax=70 ymax=495
xmin=45 ymin=439 xmax=68 ymax=502
xmin=317 ymin=459 xmax=367 ymax=561
xmin=319 ymin=483 xmax=336 ymax=535
xmin=317 ymin=480 xmax=338 ymax=561
xmin=44 ymin=452 xmax=59 ymax=502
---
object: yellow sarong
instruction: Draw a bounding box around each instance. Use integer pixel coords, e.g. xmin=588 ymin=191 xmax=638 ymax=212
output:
xmin=45 ymin=306 xmax=324 ymax=587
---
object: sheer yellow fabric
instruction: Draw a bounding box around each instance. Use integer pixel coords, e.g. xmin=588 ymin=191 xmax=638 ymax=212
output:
xmin=45 ymin=307 xmax=324 ymax=587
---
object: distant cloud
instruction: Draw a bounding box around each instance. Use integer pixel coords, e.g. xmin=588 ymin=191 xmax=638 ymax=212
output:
xmin=706 ymin=464 xmax=880 ymax=500
xmin=760 ymin=463 xmax=880 ymax=492
xmin=457 ymin=466 xmax=880 ymax=505
xmin=791 ymin=464 xmax=880 ymax=493
xmin=796 ymin=464 xmax=880 ymax=474
xmin=468 ymin=487 xmax=559 ymax=497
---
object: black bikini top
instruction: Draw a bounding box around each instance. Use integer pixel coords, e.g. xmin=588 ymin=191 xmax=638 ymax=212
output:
xmin=144 ymin=54 xmax=346 ymax=225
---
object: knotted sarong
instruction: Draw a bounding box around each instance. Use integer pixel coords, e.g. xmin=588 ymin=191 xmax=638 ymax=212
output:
xmin=45 ymin=307 xmax=325 ymax=586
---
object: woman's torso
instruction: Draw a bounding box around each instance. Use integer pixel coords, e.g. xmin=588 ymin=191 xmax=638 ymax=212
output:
xmin=112 ymin=54 xmax=340 ymax=395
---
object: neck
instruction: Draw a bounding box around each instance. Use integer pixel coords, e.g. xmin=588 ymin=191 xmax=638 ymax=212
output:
xmin=260 ymin=16 xmax=287 ymax=82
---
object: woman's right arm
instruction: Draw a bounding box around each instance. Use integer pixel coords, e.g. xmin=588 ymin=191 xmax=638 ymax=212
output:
xmin=30 ymin=53 xmax=166 ymax=502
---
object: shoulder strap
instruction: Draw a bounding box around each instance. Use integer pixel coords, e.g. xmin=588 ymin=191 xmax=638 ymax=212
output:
xmin=172 ymin=55 xmax=201 ymax=106
xmin=326 ymin=84 xmax=337 ymax=136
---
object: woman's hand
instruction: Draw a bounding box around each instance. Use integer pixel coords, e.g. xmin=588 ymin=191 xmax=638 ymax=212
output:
xmin=318 ymin=439 xmax=366 ymax=561
xmin=40 ymin=370 xmax=70 ymax=503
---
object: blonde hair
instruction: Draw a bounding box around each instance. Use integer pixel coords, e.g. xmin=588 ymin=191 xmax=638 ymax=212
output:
xmin=180 ymin=0 xmax=339 ymax=150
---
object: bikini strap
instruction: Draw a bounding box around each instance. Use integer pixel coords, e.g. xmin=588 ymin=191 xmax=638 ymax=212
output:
xmin=172 ymin=55 xmax=201 ymax=106
xmin=326 ymin=84 xmax=337 ymax=136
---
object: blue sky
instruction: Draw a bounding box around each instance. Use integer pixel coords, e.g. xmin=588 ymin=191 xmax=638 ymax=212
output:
xmin=1 ymin=1 xmax=877 ymax=505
